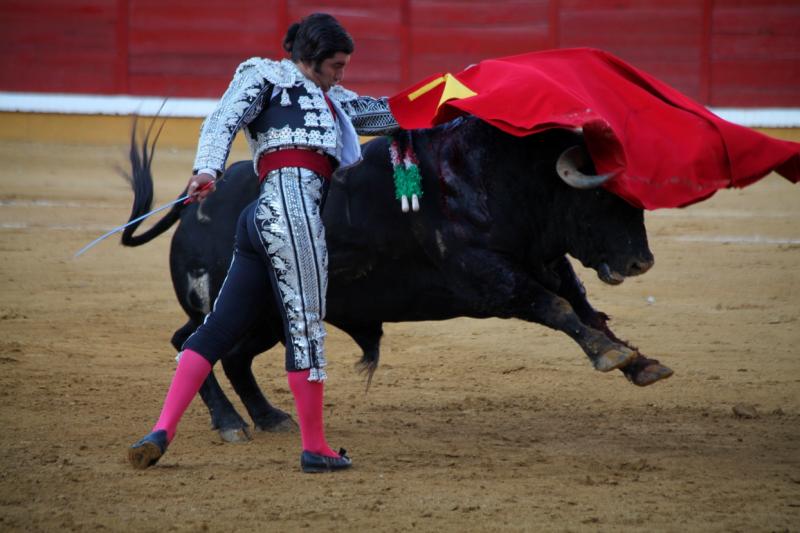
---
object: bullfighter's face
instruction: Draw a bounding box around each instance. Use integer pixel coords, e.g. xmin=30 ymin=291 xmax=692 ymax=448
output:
xmin=299 ymin=52 xmax=351 ymax=92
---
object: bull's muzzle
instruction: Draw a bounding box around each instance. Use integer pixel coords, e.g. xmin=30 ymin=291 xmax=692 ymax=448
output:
xmin=598 ymin=254 xmax=654 ymax=285
xmin=626 ymin=254 xmax=654 ymax=276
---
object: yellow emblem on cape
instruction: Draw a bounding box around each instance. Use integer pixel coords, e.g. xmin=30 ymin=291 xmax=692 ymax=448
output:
xmin=408 ymin=73 xmax=477 ymax=110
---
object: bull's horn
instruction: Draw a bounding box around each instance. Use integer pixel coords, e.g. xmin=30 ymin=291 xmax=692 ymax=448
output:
xmin=556 ymin=145 xmax=613 ymax=189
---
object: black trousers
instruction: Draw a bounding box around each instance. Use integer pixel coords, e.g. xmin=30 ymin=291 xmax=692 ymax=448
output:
xmin=182 ymin=168 xmax=329 ymax=376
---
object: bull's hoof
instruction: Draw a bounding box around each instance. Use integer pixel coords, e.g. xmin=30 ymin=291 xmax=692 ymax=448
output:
xmin=253 ymin=409 xmax=298 ymax=433
xmin=256 ymin=416 xmax=298 ymax=433
xmin=629 ymin=362 xmax=674 ymax=386
xmin=592 ymin=345 xmax=637 ymax=372
xmin=218 ymin=426 xmax=252 ymax=443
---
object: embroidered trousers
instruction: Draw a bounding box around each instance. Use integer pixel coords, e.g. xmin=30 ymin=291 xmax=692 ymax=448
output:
xmin=183 ymin=167 xmax=330 ymax=380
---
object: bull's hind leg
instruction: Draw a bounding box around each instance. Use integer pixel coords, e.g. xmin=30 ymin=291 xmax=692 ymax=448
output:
xmin=197 ymin=373 xmax=252 ymax=442
xmin=221 ymin=329 xmax=297 ymax=434
xmin=550 ymin=258 xmax=673 ymax=386
xmin=171 ymin=320 xmax=251 ymax=442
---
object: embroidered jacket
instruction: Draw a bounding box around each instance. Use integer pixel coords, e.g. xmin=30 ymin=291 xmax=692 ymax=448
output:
xmin=193 ymin=58 xmax=398 ymax=175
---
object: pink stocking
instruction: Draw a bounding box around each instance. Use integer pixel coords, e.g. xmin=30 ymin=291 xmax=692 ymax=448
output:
xmin=152 ymin=349 xmax=212 ymax=442
xmin=287 ymin=370 xmax=338 ymax=458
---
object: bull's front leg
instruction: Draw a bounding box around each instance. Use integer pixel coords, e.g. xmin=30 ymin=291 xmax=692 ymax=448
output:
xmin=526 ymin=289 xmax=637 ymax=372
xmin=550 ymin=258 xmax=673 ymax=386
xmin=449 ymin=251 xmax=636 ymax=372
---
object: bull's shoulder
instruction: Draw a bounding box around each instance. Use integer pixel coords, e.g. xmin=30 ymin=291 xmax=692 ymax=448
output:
xmin=360 ymin=135 xmax=391 ymax=163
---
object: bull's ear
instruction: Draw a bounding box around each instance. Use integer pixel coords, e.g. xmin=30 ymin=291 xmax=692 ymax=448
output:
xmin=556 ymin=146 xmax=613 ymax=189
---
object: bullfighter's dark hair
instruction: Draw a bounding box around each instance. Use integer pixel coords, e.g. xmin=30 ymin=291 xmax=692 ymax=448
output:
xmin=283 ymin=13 xmax=354 ymax=67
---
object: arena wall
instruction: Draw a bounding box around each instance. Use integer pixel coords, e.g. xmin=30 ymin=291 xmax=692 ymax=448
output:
xmin=1 ymin=0 xmax=798 ymax=146
xmin=2 ymin=0 xmax=798 ymax=105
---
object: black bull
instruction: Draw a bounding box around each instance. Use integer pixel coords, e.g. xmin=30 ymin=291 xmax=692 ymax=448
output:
xmin=122 ymin=116 xmax=672 ymax=441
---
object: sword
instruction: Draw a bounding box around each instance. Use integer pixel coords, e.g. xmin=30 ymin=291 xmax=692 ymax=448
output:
xmin=74 ymin=181 xmax=213 ymax=258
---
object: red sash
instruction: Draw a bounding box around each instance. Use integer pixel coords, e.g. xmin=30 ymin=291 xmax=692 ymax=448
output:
xmin=257 ymin=149 xmax=335 ymax=182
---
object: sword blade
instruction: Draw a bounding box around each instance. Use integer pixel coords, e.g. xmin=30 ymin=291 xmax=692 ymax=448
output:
xmin=74 ymin=194 xmax=189 ymax=258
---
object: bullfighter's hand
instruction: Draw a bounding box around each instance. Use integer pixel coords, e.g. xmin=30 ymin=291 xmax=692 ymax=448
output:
xmin=187 ymin=172 xmax=216 ymax=203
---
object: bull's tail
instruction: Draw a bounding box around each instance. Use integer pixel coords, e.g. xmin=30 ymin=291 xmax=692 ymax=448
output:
xmin=356 ymin=354 xmax=380 ymax=393
xmin=120 ymin=116 xmax=187 ymax=247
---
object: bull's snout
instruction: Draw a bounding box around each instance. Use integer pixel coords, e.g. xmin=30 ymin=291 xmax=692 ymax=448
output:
xmin=626 ymin=254 xmax=654 ymax=276
xmin=597 ymin=252 xmax=653 ymax=285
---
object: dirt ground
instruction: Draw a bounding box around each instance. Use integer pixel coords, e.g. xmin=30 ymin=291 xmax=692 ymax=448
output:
xmin=0 ymin=136 xmax=798 ymax=532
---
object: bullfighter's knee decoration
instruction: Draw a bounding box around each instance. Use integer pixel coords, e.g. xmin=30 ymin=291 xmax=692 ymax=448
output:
xmin=389 ymin=134 xmax=422 ymax=212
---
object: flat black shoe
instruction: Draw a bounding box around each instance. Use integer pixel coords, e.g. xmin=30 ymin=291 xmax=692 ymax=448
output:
xmin=128 ymin=430 xmax=168 ymax=470
xmin=300 ymin=448 xmax=352 ymax=473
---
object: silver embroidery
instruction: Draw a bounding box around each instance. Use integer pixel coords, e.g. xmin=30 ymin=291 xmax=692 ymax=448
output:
xmin=293 ymin=127 xmax=309 ymax=145
xmin=298 ymin=95 xmax=325 ymax=110
xmin=321 ymin=129 xmax=336 ymax=147
xmin=318 ymin=112 xmax=334 ymax=128
xmin=328 ymin=85 xmax=359 ymax=101
xmin=255 ymin=167 xmax=328 ymax=380
xmin=193 ymin=61 xmax=272 ymax=173
xmin=193 ymin=56 xmax=397 ymax=178
xmin=250 ymin=123 xmax=338 ymax=165
xmin=328 ymin=88 xmax=399 ymax=136
xmin=193 ymin=57 xmax=301 ymax=173
xmin=304 ymin=112 xmax=320 ymax=127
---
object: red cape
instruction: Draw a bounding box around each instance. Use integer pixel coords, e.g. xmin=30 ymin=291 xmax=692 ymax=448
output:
xmin=388 ymin=48 xmax=800 ymax=209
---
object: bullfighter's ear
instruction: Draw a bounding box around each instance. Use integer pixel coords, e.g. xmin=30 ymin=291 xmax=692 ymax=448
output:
xmin=556 ymin=146 xmax=614 ymax=189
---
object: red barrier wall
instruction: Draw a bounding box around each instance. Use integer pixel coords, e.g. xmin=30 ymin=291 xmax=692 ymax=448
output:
xmin=2 ymin=0 xmax=798 ymax=106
